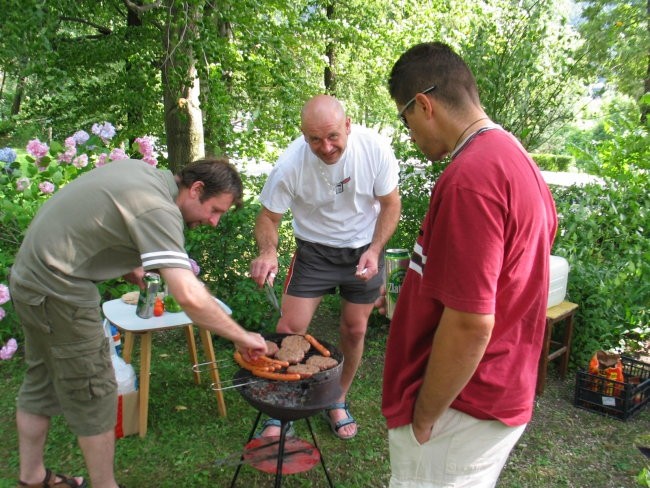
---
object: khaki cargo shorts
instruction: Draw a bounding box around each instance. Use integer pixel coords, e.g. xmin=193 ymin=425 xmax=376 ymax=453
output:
xmin=12 ymin=287 xmax=117 ymax=437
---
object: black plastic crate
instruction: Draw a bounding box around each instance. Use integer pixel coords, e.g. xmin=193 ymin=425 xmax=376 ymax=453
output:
xmin=574 ymin=355 xmax=650 ymax=421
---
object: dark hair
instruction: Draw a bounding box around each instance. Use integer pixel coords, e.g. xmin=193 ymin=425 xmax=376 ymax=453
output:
xmin=177 ymin=157 xmax=244 ymax=209
xmin=389 ymin=42 xmax=480 ymax=112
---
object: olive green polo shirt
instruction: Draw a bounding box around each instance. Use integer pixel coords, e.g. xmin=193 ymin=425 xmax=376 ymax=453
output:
xmin=10 ymin=159 xmax=192 ymax=306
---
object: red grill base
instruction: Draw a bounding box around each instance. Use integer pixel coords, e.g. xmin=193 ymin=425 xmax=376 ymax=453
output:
xmin=243 ymin=436 xmax=320 ymax=474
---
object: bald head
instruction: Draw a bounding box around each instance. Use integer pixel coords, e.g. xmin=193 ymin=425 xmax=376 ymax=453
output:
xmin=301 ymin=95 xmax=347 ymax=129
xmin=300 ymin=95 xmax=351 ymax=165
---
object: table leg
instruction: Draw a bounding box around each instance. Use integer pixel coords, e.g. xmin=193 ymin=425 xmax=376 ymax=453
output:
xmin=536 ymin=319 xmax=552 ymax=396
xmin=184 ymin=325 xmax=200 ymax=384
xmin=138 ymin=331 xmax=152 ymax=437
xmin=122 ymin=331 xmax=134 ymax=363
xmin=559 ymin=314 xmax=574 ymax=379
xmin=198 ymin=327 xmax=227 ymax=417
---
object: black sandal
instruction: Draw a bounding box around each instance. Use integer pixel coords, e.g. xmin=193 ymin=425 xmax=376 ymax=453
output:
xmin=17 ymin=468 xmax=87 ymax=488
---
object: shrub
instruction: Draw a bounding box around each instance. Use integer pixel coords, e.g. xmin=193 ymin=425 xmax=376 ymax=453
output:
xmin=0 ymin=123 xmax=160 ymax=343
xmin=530 ymin=153 xmax=573 ymax=171
xmin=551 ymin=175 xmax=649 ymax=366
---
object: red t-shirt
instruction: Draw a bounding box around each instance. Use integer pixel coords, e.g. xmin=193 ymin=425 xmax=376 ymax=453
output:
xmin=382 ymin=128 xmax=558 ymax=428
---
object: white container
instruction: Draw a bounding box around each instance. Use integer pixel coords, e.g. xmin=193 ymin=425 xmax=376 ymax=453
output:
xmin=547 ymin=255 xmax=569 ymax=308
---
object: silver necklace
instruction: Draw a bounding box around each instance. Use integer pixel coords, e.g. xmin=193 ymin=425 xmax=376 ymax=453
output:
xmin=317 ymin=160 xmax=349 ymax=195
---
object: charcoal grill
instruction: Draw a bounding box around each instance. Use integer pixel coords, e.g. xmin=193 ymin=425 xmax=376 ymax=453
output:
xmin=229 ymin=333 xmax=343 ymax=488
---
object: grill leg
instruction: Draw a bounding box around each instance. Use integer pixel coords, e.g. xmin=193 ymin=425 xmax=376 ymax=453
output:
xmin=273 ymin=420 xmax=291 ymax=488
xmin=305 ymin=417 xmax=335 ymax=488
xmin=230 ymin=411 xmax=263 ymax=488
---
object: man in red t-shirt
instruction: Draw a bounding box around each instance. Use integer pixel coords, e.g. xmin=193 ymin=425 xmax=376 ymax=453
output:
xmin=382 ymin=42 xmax=558 ymax=487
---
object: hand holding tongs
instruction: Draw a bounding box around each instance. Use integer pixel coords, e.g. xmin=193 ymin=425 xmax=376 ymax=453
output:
xmin=264 ymin=272 xmax=282 ymax=316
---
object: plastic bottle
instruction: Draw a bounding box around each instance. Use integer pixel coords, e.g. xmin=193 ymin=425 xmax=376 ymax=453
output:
xmin=103 ymin=319 xmax=137 ymax=394
xmin=110 ymin=324 xmax=122 ymax=356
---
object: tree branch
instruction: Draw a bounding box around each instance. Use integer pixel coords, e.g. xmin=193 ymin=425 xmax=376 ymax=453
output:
xmin=59 ymin=16 xmax=112 ymax=35
xmin=122 ymin=0 xmax=163 ymax=14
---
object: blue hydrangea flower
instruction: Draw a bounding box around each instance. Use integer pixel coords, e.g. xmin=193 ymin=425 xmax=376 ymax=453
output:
xmin=92 ymin=122 xmax=116 ymax=141
xmin=72 ymin=130 xmax=90 ymax=145
xmin=0 ymin=147 xmax=17 ymax=164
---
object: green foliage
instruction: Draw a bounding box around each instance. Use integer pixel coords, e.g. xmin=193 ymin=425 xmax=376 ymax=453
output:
xmin=565 ymin=94 xmax=650 ymax=179
xmin=551 ymin=175 xmax=649 ymax=366
xmin=1 ymin=0 xmax=597 ymax=161
xmin=0 ymin=125 xmax=161 ymax=343
xmin=466 ymin=0 xmax=586 ymax=149
xmin=639 ymin=467 xmax=650 ymax=488
xmin=530 ymin=153 xmax=574 ymax=171
xmin=576 ymin=0 xmax=649 ymax=100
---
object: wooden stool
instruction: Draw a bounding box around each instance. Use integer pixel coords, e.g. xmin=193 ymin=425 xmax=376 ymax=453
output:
xmin=536 ymin=300 xmax=578 ymax=395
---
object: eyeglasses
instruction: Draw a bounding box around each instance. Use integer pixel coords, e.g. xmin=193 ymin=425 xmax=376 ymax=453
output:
xmin=398 ymin=84 xmax=437 ymax=129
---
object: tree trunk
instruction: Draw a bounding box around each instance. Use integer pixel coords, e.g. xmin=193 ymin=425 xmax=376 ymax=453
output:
xmin=126 ymin=6 xmax=144 ymax=135
xmin=642 ymin=0 xmax=649 ymax=124
xmin=11 ymin=76 xmax=25 ymax=115
xmin=324 ymin=3 xmax=337 ymax=94
xmin=161 ymin=1 xmax=205 ymax=173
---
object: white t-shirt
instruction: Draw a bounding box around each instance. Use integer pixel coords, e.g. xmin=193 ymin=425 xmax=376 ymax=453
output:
xmin=259 ymin=125 xmax=399 ymax=248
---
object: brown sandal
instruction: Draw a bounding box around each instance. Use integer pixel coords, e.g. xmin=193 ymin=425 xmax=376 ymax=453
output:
xmin=17 ymin=468 xmax=87 ymax=488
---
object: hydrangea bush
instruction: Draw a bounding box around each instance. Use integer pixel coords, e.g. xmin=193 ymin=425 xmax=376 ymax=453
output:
xmin=0 ymin=122 xmax=160 ymax=348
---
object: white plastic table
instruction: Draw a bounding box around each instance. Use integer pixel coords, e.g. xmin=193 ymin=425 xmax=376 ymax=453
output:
xmin=102 ymin=297 xmax=232 ymax=437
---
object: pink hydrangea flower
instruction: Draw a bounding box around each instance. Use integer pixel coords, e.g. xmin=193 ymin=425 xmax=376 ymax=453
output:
xmin=0 ymin=338 xmax=18 ymax=360
xmin=135 ymin=136 xmax=158 ymax=166
xmin=16 ymin=177 xmax=30 ymax=191
xmin=109 ymin=148 xmax=128 ymax=161
xmin=0 ymin=307 xmax=5 ymax=321
xmin=26 ymin=139 xmax=49 ymax=160
xmin=135 ymin=136 xmax=154 ymax=156
xmin=142 ymin=155 xmax=158 ymax=167
xmin=95 ymin=153 xmax=109 ymax=167
xmin=64 ymin=136 xmax=76 ymax=148
xmin=58 ymin=146 xmax=77 ymax=164
xmin=0 ymin=284 xmax=9 ymax=305
xmin=73 ymin=154 xmax=89 ymax=168
xmin=38 ymin=181 xmax=55 ymax=194
xmin=189 ymin=258 xmax=200 ymax=276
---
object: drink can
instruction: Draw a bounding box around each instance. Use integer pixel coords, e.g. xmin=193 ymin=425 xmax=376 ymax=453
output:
xmin=136 ymin=271 xmax=161 ymax=319
xmin=385 ymin=248 xmax=410 ymax=320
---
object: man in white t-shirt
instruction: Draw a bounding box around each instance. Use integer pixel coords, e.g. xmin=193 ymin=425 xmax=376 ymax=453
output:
xmin=250 ymin=94 xmax=401 ymax=439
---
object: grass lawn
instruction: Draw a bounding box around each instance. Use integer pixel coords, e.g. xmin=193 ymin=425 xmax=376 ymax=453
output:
xmin=1 ymin=303 xmax=648 ymax=487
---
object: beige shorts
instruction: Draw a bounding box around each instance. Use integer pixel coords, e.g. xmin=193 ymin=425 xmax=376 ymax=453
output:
xmin=388 ymin=408 xmax=526 ymax=488
xmin=13 ymin=287 xmax=117 ymax=437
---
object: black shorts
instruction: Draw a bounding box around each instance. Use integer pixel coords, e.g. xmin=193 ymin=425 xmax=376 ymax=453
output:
xmin=285 ymin=238 xmax=384 ymax=304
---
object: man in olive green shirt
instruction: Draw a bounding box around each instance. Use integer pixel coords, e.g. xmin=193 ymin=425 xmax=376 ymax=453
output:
xmin=11 ymin=158 xmax=267 ymax=488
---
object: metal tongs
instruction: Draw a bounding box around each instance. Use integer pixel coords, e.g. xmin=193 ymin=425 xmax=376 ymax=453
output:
xmin=264 ymin=274 xmax=282 ymax=317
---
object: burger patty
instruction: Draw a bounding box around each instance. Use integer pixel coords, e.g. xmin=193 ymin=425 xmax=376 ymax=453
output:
xmin=306 ymin=355 xmax=339 ymax=371
xmin=281 ymin=335 xmax=311 ymax=353
xmin=286 ymin=363 xmax=320 ymax=376
xmin=276 ymin=346 xmax=305 ymax=364
xmin=265 ymin=341 xmax=279 ymax=357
